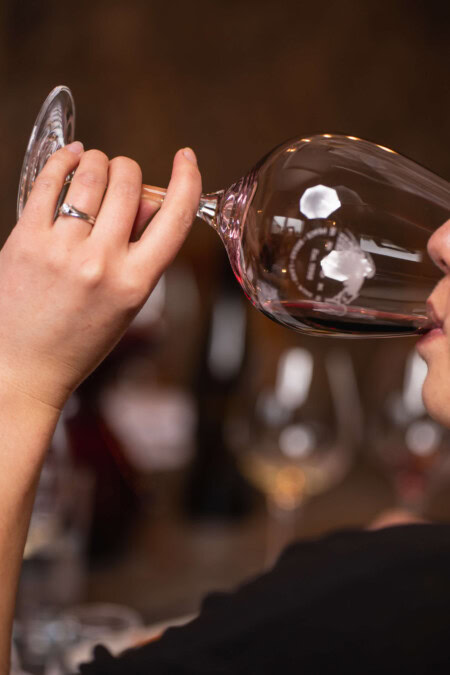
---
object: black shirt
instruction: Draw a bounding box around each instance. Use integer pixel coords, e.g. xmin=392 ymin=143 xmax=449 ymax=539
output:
xmin=79 ymin=524 xmax=450 ymax=674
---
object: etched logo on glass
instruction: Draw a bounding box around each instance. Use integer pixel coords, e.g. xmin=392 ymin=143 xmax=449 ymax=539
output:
xmin=289 ymin=226 xmax=375 ymax=311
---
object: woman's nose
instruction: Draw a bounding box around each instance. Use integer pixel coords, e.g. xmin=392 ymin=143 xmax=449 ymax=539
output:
xmin=427 ymin=219 xmax=450 ymax=274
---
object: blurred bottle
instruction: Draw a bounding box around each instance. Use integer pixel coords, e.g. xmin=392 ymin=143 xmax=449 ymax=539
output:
xmin=99 ymin=268 xmax=200 ymax=475
xmin=63 ymin=276 xmax=175 ymax=561
xmin=64 ymin=383 xmax=140 ymax=563
xmin=184 ymin=259 xmax=252 ymax=520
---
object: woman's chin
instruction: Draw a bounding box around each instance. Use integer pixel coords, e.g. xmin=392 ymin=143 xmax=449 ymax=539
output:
xmin=422 ymin=374 xmax=450 ymax=429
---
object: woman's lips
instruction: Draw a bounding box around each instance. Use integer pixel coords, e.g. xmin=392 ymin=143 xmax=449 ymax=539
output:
xmin=417 ymin=326 xmax=445 ymax=346
xmin=419 ymin=325 xmax=444 ymax=342
xmin=418 ymin=300 xmax=445 ymax=345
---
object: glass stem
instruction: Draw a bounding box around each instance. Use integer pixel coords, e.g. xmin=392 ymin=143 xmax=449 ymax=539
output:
xmin=264 ymin=501 xmax=302 ymax=569
xmin=141 ymin=184 xmax=223 ymax=230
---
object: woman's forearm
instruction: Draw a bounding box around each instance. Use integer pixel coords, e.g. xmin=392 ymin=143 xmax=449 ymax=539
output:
xmin=0 ymin=383 xmax=59 ymax=673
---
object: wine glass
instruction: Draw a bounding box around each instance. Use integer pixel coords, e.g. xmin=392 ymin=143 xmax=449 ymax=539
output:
xmin=366 ymin=343 xmax=449 ymax=514
xmin=18 ymin=86 xmax=450 ymax=338
xmin=230 ymin=334 xmax=357 ymax=566
xmin=44 ymin=603 xmax=143 ymax=675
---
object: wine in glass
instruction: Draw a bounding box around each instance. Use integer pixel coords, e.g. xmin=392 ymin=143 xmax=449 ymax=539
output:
xmin=18 ymin=86 xmax=450 ymax=339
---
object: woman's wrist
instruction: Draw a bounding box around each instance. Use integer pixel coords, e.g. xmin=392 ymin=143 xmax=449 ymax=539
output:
xmin=0 ymin=377 xmax=60 ymax=472
xmin=0 ymin=374 xmax=62 ymax=417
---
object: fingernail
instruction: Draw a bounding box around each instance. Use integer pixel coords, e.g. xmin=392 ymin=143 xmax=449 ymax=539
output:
xmin=182 ymin=147 xmax=197 ymax=164
xmin=66 ymin=141 xmax=84 ymax=154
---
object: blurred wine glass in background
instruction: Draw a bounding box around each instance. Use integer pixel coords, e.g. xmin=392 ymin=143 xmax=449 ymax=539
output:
xmin=43 ymin=603 xmax=144 ymax=675
xmin=230 ymin=328 xmax=360 ymax=566
xmin=365 ymin=343 xmax=450 ymax=515
xmin=15 ymin=415 xmax=94 ymax=672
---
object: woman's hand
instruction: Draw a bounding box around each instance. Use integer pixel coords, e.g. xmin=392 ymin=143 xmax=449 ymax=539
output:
xmin=0 ymin=141 xmax=201 ymax=411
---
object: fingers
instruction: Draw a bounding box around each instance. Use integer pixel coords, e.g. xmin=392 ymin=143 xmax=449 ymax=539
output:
xmin=19 ymin=144 xmax=200 ymax=309
xmin=91 ymin=156 xmax=142 ymax=247
xmin=54 ymin=149 xmax=109 ymax=237
xmin=130 ymin=199 xmax=161 ymax=242
xmin=20 ymin=142 xmax=84 ymax=228
xmin=131 ymin=148 xmax=202 ymax=282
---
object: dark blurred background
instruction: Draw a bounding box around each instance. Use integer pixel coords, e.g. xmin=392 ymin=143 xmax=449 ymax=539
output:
xmin=2 ymin=0 xmax=450 ymax=670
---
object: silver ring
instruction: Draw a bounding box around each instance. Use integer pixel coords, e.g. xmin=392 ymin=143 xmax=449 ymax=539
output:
xmin=58 ymin=203 xmax=96 ymax=226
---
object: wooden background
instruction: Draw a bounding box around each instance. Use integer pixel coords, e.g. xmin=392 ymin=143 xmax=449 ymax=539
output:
xmin=3 ymin=0 xmax=450 ymax=628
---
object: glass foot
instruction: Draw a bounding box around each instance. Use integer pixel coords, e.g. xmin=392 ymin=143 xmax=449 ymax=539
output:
xmin=17 ymin=85 xmax=75 ymax=220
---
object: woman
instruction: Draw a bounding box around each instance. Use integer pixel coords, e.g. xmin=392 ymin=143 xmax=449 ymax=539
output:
xmin=2 ymin=143 xmax=450 ymax=673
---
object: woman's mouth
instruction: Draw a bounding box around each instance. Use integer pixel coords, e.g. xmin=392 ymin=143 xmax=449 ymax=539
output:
xmin=417 ymin=325 xmax=445 ymax=345
xmin=417 ymin=302 xmax=445 ymax=347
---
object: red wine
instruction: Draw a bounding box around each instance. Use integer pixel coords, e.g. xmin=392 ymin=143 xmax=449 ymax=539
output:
xmin=262 ymin=300 xmax=432 ymax=338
